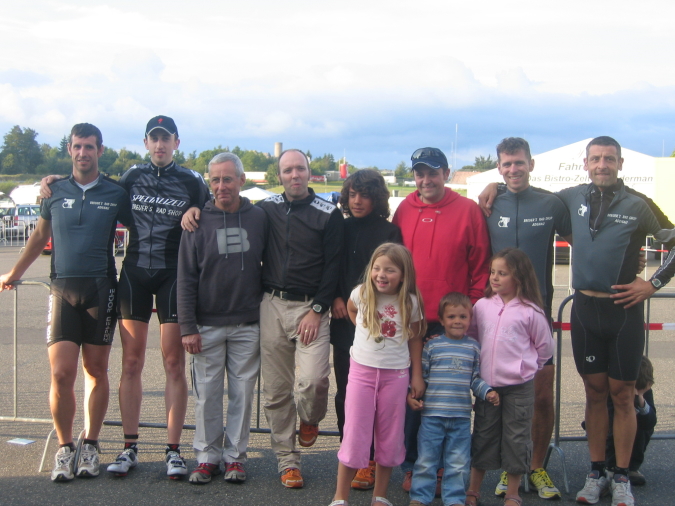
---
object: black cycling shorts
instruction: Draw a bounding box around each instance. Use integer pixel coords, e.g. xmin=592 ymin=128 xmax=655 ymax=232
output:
xmin=47 ymin=277 xmax=117 ymax=347
xmin=117 ymin=263 xmax=178 ymax=324
xmin=570 ymin=291 xmax=644 ymax=381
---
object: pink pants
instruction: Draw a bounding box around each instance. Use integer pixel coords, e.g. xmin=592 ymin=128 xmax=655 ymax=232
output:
xmin=337 ymin=359 xmax=409 ymax=469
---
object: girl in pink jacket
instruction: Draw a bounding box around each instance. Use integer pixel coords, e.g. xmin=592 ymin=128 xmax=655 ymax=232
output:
xmin=465 ymin=248 xmax=554 ymax=506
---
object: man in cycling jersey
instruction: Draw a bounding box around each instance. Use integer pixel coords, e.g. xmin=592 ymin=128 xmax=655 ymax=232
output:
xmin=41 ymin=116 xmax=209 ymax=479
xmin=2 ymin=123 xmax=132 ymax=482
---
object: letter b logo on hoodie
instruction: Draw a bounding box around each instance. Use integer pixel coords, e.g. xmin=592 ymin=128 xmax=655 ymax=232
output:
xmin=217 ymin=228 xmax=250 ymax=254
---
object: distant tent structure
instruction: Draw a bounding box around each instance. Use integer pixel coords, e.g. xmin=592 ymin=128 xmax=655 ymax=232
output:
xmin=240 ymin=187 xmax=275 ymax=202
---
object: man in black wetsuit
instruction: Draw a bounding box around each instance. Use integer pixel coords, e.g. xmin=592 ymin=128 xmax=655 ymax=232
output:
xmin=1 ymin=123 xmax=132 ymax=482
xmin=557 ymin=137 xmax=675 ymax=506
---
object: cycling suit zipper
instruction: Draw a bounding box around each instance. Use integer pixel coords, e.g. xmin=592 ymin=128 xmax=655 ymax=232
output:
xmin=149 ymin=166 xmax=161 ymax=269
xmin=79 ymin=189 xmax=86 ymax=225
xmin=281 ymin=200 xmax=291 ymax=287
xmin=515 ymin=194 xmax=520 ymax=248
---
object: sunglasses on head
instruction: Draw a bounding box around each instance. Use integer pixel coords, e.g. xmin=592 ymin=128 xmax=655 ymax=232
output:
xmin=411 ymin=148 xmax=445 ymax=161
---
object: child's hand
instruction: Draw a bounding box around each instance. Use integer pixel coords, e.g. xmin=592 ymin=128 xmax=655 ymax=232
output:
xmin=486 ymin=390 xmax=500 ymax=406
xmin=407 ymin=392 xmax=424 ymax=411
xmin=409 ymin=375 xmax=426 ymax=400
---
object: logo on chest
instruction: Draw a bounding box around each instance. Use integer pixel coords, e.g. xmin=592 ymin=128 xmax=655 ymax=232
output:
xmin=62 ymin=199 xmax=75 ymax=209
xmin=217 ymin=228 xmax=250 ymax=254
xmin=498 ymin=216 xmax=510 ymax=228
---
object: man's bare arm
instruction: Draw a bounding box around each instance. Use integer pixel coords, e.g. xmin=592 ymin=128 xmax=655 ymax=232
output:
xmin=0 ymin=218 xmax=51 ymax=291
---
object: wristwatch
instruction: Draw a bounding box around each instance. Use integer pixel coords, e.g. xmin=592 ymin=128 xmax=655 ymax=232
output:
xmin=312 ymin=303 xmax=324 ymax=314
xmin=650 ymin=278 xmax=662 ymax=290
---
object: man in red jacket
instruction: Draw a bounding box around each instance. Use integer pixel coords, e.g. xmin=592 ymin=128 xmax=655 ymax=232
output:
xmin=393 ymin=147 xmax=490 ymax=491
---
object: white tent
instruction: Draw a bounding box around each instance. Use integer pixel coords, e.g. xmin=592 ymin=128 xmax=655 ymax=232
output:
xmin=240 ymin=187 xmax=275 ymax=201
xmin=467 ymin=139 xmax=657 ymax=202
xmin=9 ymin=183 xmax=41 ymax=205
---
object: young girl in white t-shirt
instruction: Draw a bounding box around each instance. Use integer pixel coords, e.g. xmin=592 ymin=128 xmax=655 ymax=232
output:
xmin=329 ymin=243 xmax=426 ymax=506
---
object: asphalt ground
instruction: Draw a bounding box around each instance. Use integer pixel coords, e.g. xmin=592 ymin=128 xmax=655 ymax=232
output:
xmin=0 ymin=245 xmax=673 ymax=506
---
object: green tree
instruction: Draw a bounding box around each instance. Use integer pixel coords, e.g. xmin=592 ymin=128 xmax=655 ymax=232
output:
xmin=1 ymin=153 xmax=15 ymax=173
xmin=266 ymin=165 xmax=279 ymax=186
xmin=189 ymin=146 xmax=230 ymax=175
xmin=111 ymin=148 xmax=143 ymax=175
xmin=240 ymin=150 xmax=274 ymax=173
xmin=473 ymin=155 xmax=497 ymax=172
xmin=0 ymin=125 xmax=44 ymax=173
xmin=98 ymin=147 xmax=119 ymax=172
xmin=309 ymin=153 xmax=336 ymax=175
xmin=182 ymin=150 xmax=198 ymax=170
xmin=58 ymin=136 xmax=69 ymax=158
xmin=173 ymin=149 xmax=187 ymax=165
xmin=394 ymin=161 xmax=411 ymax=179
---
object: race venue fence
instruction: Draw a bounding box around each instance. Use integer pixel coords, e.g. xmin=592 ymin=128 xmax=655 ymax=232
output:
xmin=0 ymin=280 xmax=339 ymax=474
xmin=546 ymin=292 xmax=675 ymax=493
xmin=2 ymin=279 xmax=673 ymax=480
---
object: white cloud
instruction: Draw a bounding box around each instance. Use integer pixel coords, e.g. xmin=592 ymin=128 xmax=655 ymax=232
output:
xmin=0 ymin=0 xmax=674 ymax=168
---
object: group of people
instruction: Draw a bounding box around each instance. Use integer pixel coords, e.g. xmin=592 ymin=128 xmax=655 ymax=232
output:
xmin=0 ymin=118 xmax=670 ymax=506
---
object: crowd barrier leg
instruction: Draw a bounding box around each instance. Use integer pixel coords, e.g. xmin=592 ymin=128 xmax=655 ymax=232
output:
xmin=4 ymin=280 xmax=341 ymax=475
xmin=552 ymin=291 xmax=675 ymax=495
xmin=38 ymin=428 xmax=58 ymax=473
xmin=552 ymin=294 xmax=574 ymax=494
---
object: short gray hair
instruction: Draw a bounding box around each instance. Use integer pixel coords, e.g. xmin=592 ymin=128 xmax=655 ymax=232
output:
xmin=208 ymin=152 xmax=244 ymax=177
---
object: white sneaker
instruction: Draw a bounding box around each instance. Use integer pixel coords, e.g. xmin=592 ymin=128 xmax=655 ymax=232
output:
xmin=610 ymin=474 xmax=635 ymax=506
xmin=107 ymin=448 xmax=138 ymax=476
xmin=76 ymin=443 xmax=99 ymax=477
xmin=166 ymin=450 xmax=187 ymax=479
xmin=576 ymin=470 xmax=610 ymax=504
xmin=51 ymin=446 xmax=75 ymax=482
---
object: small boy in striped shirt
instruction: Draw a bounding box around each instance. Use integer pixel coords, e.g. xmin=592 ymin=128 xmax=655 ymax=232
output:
xmin=407 ymin=292 xmax=499 ymax=506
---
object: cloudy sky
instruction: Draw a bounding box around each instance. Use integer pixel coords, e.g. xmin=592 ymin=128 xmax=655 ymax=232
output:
xmin=1 ymin=0 xmax=674 ymax=169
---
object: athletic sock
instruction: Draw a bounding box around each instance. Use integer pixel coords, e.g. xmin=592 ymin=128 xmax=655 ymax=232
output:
xmin=612 ymin=466 xmax=630 ymax=478
xmin=591 ymin=461 xmax=606 ymax=475
xmin=60 ymin=442 xmax=75 ymax=452
xmin=124 ymin=434 xmax=138 ymax=454
xmin=83 ymin=439 xmax=97 ymax=447
xmin=124 ymin=442 xmax=138 ymax=454
xmin=166 ymin=444 xmax=180 ymax=454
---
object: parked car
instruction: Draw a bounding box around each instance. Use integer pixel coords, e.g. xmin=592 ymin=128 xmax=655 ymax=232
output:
xmin=2 ymin=204 xmax=40 ymax=237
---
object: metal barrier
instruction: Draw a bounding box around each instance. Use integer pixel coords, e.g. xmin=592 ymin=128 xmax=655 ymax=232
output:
xmin=0 ymin=219 xmax=31 ymax=247
xmin=547 ymin=292 xmax=675 ymax=493
xmin=1 ymin=280 xmax=339 ymax=474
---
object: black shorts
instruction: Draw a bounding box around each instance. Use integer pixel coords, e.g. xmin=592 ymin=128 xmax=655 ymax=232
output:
xmin=47 ymin=277 xmax=117 ymax=347
xmin=117 ymin=263 xmax=178 ymax=324
xmin=570 ymin=291 xmax=644 ymax=381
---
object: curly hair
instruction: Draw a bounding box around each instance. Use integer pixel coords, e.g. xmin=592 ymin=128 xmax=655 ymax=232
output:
xmin=339 ymin=169 xmax=391 ymax=219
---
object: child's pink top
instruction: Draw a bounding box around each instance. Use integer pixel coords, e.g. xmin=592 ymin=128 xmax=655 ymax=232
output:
xmin=467 ymin=295 xmax=554 ymax=387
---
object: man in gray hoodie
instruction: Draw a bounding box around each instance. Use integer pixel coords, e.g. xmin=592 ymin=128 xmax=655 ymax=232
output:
xmin=177 ymin=152 xmax=268 ymax=485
